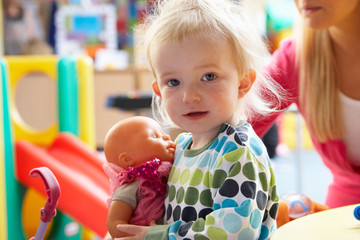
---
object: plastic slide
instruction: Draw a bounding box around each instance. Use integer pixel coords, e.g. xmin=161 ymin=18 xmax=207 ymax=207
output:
xmin=15 ymin=133 xmax=110 ymax=237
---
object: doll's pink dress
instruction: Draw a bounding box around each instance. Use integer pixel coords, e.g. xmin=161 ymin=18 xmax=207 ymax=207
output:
xmin=103 ymin=158 xmax=172 ymax=225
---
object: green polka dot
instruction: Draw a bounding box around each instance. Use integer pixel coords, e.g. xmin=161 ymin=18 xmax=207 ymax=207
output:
xmin=215 ymin=157 xmax=223 ymax=168
xmin=228 ymin=162 xmax=241 ymax=177
xmin=203 ymin=171 xmax=213 ymax=188
xmin=192 ymin=218 xmax=205 ymax=232
xmin=259 ymin=172 xmax=268 ymax=191
xmin=207 ymin=226 xmax=227 ymax=240
xmin=200 ymin=189 xmax=213 ymax=207
xmin=212 ymin=169 xmax=227 ymax=188
xmin=271 ymin=185 xmax=279 ymax=202
xmin=270 ymin=167 xmax=276 ymax=187
xmin=246 ymin=149 xmax=254 ymax=160
xmin=168 ymin=167 xmax=175 ymax=182
xmin=194 ymin=234 xmax=210 ymax=240
xmin=189 ymin=168 xmax=204 ymax=186
xmin=243 ymin=162 xmax=256 ymax=180
xmin=165 ymin=185 xmax=169 ymax=198
xmin=224 ymin=148 xmax=245 ymax=162
xmin=184 ymin=187 xmax=199 ymax=205
xmin=168 ymin=185 xmax=176 ymax=202
xmin=176 ymin=186 xmax=185 ymax=204
xmin=205 ymin=215 xmax=215 ymax=225
xmin=172 ymin=168 xmax=180 ymax=184
xmin=180 ymin=169 xmax=190 ymax=185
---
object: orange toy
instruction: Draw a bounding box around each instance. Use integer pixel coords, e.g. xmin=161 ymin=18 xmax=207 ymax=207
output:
xmin=276 ymin=193 xmax=329 ymax=228
xmin=103 ymin=116 xmax=175 ymax=238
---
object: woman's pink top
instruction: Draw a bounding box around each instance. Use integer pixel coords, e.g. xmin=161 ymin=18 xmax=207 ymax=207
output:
xmin=251 ymin=38 xmax=360 ymax=208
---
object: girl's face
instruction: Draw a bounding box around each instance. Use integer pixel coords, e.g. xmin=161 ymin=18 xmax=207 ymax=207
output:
xmin=294 ymin=0 xmax=360 ymax=29
xmin=151 ymin=35 xmax=252 ymax=145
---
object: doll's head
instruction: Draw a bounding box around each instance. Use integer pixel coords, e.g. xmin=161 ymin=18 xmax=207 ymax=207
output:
xmin=104 ymin=116 xmax=175 ymax=169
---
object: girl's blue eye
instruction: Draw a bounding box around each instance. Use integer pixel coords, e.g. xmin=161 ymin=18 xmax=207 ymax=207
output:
xmin=202 ymin=73 xmax=216 ymax=81
xmin=167 ymin=79 xmax=180 ymax=87
xmin=152 ymin=135 xmax=157 ymax=138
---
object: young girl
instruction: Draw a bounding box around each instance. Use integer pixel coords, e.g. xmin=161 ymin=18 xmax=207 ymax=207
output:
xmin=252 ymin=0 xmax=360 ymax=208
xmin=112 ymin=0 xmax=283 ymax=239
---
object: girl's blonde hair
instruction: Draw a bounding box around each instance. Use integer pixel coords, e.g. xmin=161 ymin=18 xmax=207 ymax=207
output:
xmin=296 ymin=21 xmax=343 ymax=142
xmin=140 ymin=0 xmax=283 ymax=127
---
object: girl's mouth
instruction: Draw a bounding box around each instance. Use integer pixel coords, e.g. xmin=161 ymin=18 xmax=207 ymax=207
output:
xmin=184 ymin=111 xmax=208 ymax=120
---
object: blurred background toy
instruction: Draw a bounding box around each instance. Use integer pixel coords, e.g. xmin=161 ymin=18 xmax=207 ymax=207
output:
xmin=277 ymin=192 xmax=329 ymax=228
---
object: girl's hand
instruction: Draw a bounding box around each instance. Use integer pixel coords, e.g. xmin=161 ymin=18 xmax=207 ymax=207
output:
xmin=114 ymin=224 xmax=153 ymax=240
xmin=103 ymin=232 xmax=113 ymax=240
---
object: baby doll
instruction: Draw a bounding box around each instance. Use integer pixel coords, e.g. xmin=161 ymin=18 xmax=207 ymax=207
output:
xmin=102 ymin=116 xmax=175 ymax=238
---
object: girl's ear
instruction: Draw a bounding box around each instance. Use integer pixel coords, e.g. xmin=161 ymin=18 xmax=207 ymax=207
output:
xmin=238 ymin=69 xmax=256 ymax=98
xmin=152 ymin=81 xmax=162 ymax=98
xmin=118 ymin=152 xmax=135 ymax=167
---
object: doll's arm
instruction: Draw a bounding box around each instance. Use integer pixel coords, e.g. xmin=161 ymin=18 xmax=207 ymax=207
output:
xmin=107 ymin=200 xmax=134 ymax=238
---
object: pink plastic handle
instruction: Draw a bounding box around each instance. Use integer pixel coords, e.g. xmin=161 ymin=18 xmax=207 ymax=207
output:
xmin=30 ymin=167 xmax=61 ymax=223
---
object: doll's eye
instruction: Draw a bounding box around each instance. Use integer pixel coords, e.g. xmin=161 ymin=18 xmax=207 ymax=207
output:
xmin=152 ymin=135 xmax=157 ymax=138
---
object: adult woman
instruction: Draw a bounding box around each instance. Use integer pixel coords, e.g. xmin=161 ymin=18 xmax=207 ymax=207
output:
xmin=252 ymin=0 xmax=360 ymax=208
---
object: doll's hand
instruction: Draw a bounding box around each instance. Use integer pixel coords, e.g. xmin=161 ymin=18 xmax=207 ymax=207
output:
xmin=114 ymin=224 xmax=153 ymax=240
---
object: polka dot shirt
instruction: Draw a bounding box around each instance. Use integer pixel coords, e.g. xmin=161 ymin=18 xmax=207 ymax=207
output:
xmin=147 ymin=121 xmax=279 ymax=240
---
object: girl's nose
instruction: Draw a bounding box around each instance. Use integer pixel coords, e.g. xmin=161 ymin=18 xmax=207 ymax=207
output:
xmin=183 ymin=87 xmax=201 ymax=103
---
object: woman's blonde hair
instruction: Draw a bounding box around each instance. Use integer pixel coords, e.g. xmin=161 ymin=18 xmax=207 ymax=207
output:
xmin=139 ymin=0 xmax=283 ymax=127
xmin=297 ymin=21 xmax=343 ymax=142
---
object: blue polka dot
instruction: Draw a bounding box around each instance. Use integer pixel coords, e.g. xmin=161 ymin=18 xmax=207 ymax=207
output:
xmin=222 ymin=199 xmax=238 ymax=208
xmin=222 ymin=142 xmax=237 ymax=155
xmin=174 ymin=152 xmax=182 ymax=165
xmin=249 ymin=137 xmax=263 ymax=156
xmin=177 ymin=135 xmax=185 ymax=144
xmin=209 ymin=154 xmax=220 ymax=170
xmin=235 ymin=199 xmax=252 ymax=217
xmin=169 ymin=221 xmax=182 ymax=233
xmin=198 ymin=152 xmax=211 ymax=168
xmin=215 ymin=136 xmax=227 ymax=152
xmin=185 ymin=157 xmax=198 ymax=168
xmin=270 ymin=224 xmax=276 ymax=235
xmin=223 ymin=214 xmax=242 ymax=233
xmin=209 ymin=138 xmax=219 ymax=149
xmin=250 ymin=209 xmax=261 ymax=229
xmin=213 ymin=209 xmax=225 ymax=218
xmin=238 ymin=228 xmax=254 ymax=240
xmin=258 ymin=225 xmax=269 ymax=240
xmin=213 ymin=203 xmax=221 ymax=210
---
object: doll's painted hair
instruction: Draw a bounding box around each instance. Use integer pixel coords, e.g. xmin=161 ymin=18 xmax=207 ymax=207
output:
xmin=139 ymin=0 xmax=283 ymax=127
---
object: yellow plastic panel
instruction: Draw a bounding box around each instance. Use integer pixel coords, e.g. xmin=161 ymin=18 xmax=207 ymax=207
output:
xmin=77 ymin=56 xmax=96 ymax=149
xmin=5 ymin=56 xmax=58 ymax=146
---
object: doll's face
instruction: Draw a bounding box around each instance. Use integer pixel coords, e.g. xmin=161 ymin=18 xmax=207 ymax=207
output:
xmin=104 ymin=116 xmax=175 ymax=168
xmin=130 ymin=118 xmax=175 ymax=165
